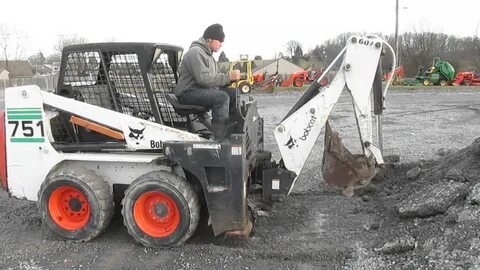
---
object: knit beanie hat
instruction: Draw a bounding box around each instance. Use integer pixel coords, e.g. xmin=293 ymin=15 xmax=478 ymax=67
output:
xmin=203 ymin=24 xmax=225 ymax=42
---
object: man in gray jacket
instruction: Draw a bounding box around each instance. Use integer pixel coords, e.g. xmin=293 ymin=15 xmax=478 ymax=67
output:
xmin=174 ymin=24 xmax=240 ymax=140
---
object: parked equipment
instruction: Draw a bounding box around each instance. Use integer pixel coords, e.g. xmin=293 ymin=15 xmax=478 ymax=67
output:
xmin=280 ymin=68 xmax=328 ymax=87
xmin=452 ymin=71 xmax=480 ymax=86
xmin=414 ymin=58 xmax=455 ymax=86
xmin=253 ymin=71 xmax=282 ymax=92
xmin=229 ymin=56 xmax=254 ymax=93
xmin=383 ymin=65 xmax=405 ymax=85
xmin=1 ymin=35 xmax=395 ymax=247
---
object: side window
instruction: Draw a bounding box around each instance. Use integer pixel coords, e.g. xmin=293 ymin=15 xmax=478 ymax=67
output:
xmin=151 ymin=52 xmax=176 ymax=92
xmin=150 ymin=50 xmax=187 ymax=126
xmin=64 ymin=51 xmax=102 ymax=86
xmin=62 ymin=51 xmax=115 ymax=109
xmin=108 ymin=53 xmax=146 ymax=92
xmin=106 ymin=53 xmax=153 ymax=120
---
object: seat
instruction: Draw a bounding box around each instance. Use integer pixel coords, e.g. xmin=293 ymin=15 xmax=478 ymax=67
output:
xmin=165 ymin=93 xmax=208 ymax=116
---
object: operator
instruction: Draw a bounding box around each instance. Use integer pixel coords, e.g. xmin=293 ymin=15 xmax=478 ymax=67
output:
xmin=174 ymin=23 xmax=241 ymax=141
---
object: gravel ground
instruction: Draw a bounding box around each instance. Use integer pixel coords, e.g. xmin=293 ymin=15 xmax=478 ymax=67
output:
xmin=1 ymin=87 xmax=480 ymax=269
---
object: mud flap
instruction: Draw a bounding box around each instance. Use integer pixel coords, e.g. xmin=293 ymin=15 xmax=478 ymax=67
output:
xmin=322 ymin=121 xmax=376 ymax=196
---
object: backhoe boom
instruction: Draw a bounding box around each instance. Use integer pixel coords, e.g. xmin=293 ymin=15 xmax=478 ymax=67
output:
xmin=273 ymin=35 xmax=394 ymax=195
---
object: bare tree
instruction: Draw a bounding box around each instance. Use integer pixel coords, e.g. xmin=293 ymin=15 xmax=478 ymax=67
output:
xmin=46 ymin=53 xmax=61 ymax=64
xmin=472 ymin=36 xmax=480 ymax=70
xmin=0 ymin=24 xmax=25 ymax=69
xmin=0 ymin=24 xmax=9 ymax=64
xmin=54 ymin=35 xmax=88 ymax=54
xmin=28 ymin=51 xmax=46 ymax=66
xmin=285 ymin=40 xmax=302 ymax=58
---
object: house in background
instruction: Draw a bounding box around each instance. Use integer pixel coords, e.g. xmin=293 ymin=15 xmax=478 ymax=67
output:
xmin=0 ymin=69 xmax=9 ymax=80
xmin=252 ymin=58 xmax=303 ymax=79
xmin=38 ymin=62 xmax=61 ymax=75
xmin=0 ymin=61 xmax=34 ymax=80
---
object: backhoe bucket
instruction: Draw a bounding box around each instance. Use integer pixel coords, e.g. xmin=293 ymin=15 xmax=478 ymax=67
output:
xmin=322 ymin=121 xmax=376 ymax=196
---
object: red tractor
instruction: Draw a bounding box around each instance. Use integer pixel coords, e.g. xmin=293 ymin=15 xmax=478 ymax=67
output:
xmin=253 ymin=71 xmax=282 ymax=92
xmin=452 ymin=71 xmax=480 ymax=86
xmin=383 ymin=65 xmax=405 ymax=85
xmin=280 ymin=68 xmax=328 ymax=87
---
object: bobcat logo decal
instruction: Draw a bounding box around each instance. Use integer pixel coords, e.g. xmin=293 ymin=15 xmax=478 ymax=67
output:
xmin=285 ymin=136 xmax=297 ymax=149
xmin=129 ymin=126 xmax=146 ymax=145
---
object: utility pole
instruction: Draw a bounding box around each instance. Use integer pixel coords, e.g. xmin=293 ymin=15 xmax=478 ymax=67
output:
xmin=394 ymin=0 xmax=400 ymax=65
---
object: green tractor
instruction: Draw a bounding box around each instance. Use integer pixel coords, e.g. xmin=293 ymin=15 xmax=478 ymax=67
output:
xmin=414 ymin=57 xmax=455 ymax=86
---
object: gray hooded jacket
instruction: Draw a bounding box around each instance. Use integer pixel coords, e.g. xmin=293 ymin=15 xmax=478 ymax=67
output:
xmin=174 ymin=37 xmax=230 ymax=97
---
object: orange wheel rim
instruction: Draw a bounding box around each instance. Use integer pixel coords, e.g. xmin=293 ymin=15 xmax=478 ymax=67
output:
xmin=133 ymin=191 xmax=180 ymax=237
xmin=48 ymin=186 xmax=90 ymax=230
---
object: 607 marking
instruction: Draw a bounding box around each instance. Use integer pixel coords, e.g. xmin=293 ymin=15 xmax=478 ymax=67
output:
xmin=358 ymin=39 xmax=374 ymax=46
xmin=8 ymin=120 xmax=45 ymax=137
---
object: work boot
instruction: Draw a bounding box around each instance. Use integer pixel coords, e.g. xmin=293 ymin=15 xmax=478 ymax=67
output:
xmin=198 ymin=112 xmax=213 ymax=130
xmin=212 ymin=120 xmax=237 ymax=142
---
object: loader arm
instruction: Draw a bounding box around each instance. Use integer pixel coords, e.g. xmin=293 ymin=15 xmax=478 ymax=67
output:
xmin=274 ymin=35 xmax=394 ymax=195
xmin=36 ymin=89 xmax=205 ymax=150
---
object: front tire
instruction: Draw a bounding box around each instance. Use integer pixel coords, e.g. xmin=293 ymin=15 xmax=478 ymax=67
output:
xmin=122 ymin=171 xmax=200 ymax=247
xmin=423 ymin=79 xmax=431 ymax=86
xmin=38 ymin=168 xmax=114 ymax=242
xmin=239 ymin=82 xmax=252 ymax=94
xmin=293 ymin=77 xmax=304 ymax=87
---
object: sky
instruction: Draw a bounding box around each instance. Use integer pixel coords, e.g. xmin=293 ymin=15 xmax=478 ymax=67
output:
xmin=2 ymin=0 xmax=480 ymax=61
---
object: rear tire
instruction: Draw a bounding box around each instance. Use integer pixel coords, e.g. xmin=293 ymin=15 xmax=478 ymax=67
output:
xmin=122 ymin=171 xmax=200 ymax=247
xmin=439 ymin=79 xmax=448 ymax=86
xmin=38 ymin=168 xmax=114 ymax=242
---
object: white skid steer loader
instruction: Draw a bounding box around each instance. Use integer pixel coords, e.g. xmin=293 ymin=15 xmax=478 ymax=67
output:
xmin=0 ymin=35 xmax=395 ymax=247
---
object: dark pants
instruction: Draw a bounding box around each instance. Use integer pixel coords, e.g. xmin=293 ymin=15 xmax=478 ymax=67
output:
xmin=178 ymin=87 xmax=237 ymax=122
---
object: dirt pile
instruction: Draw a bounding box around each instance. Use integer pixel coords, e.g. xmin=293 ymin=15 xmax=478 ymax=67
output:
xmin=346 ymin=137 xmax=480 ymax=269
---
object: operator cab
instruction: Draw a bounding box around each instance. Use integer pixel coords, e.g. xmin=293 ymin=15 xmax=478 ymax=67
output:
xmin=52 ymin=43 xmax=216 ymax=145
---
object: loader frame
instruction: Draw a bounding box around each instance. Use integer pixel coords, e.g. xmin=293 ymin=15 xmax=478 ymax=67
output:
xmin=2 ymin=43 xmax=272 ymax=244
xmin=2 ymin=35 xmax=395 ymax=247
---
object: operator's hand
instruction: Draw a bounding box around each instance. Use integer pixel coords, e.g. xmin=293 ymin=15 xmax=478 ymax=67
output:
xmin=229 ymin=69 xmax=241 ymax=81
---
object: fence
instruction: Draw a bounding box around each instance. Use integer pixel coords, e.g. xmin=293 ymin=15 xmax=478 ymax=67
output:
xmin=0 ymin=75 xmax=58 ymax=92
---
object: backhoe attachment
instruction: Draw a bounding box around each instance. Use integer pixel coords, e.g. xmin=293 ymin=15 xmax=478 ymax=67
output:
xmin=273 ymin=35 xmax=395 ymax=196
xmin=322 ymin=121 xmax=376 ymax=196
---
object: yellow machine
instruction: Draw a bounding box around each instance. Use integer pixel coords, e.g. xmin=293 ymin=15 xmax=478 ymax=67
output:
xmin=229 ymin=55 xmax=254 ymax=93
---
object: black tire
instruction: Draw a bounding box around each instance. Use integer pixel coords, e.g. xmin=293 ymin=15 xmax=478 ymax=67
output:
xmin=239 ymin=83 xmax=251 ymax=94
xmin=122 ymin=171 xmax=200 ymax=247
xmin=38 ymin=168 xmax=114 ymax=242
xmin=293 ymin=77 xmax=304 ymax=87
xmin=423 ymin=79 xmax=431 ymax=86
xmin=439 ymin=79 xmax=448 ymax=86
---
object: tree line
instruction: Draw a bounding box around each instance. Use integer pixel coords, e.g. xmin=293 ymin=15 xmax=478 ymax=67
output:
xmin=2 ymin=21 xmax=480 ymax=77
xmin=24 ymin=32 xmax=480 ymax=77
xmin=289 ymin=32 xmax=480 ymax=77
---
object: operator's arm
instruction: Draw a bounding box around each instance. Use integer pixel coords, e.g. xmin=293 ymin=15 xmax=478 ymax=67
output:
xmin=187 ymin=48 xmax=230 ymax=88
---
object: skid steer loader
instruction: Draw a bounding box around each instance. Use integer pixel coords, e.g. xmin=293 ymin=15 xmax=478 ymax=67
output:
xmin=0 ymin=35 xmax=395 ymax=247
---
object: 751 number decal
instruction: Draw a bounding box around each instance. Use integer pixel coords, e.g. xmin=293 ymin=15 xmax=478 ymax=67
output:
xmin=8 ymin=120 xmax=45 ymax=143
